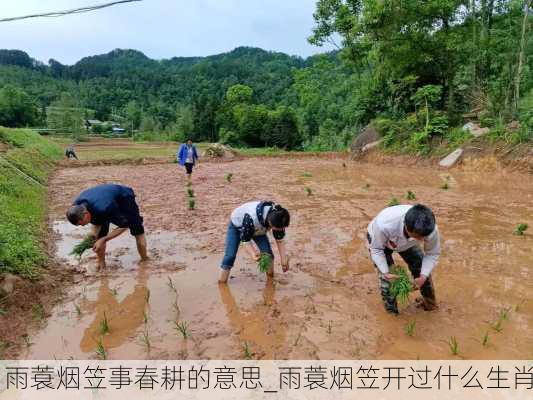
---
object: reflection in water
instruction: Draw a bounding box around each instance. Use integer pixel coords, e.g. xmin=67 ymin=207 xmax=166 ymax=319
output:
xmin=80 ymin=266 xmax=149 ymax=352
xmin=218 ymin=278 xmax=284 ymax=358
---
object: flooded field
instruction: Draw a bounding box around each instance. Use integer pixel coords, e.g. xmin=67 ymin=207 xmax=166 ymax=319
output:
xmin=22 ymin=156 xmax=533 ymax=360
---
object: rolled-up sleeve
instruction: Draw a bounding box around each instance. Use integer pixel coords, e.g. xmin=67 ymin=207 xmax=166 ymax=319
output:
xmin=421 ymin=226 xmax=441 ymax=276
xmin=368 ymin=224 xmax=390 ymax=274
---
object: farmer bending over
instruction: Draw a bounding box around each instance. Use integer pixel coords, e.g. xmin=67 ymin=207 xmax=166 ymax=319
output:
xmin=367 ymin=204 xmax=439 ymax=314
xmin=177 ymin=138 xmax=199 ymax=181
xmin=66 ymin=184 xmax=148 ymax=270
xmin=219 ymin=201 xmax=290 ymax=283
xmin=65 ymin=145 xmax=78 ymax=160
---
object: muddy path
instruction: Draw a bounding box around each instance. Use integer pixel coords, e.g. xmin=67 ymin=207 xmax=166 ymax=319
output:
xmin=20 ymin=157 xmax=533 ymax=360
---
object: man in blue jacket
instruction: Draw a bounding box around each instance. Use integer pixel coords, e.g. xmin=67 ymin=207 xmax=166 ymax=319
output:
xmin=66 ymin=184 xmax=148 ymax=270
xmin=177 ymin=138 xmax=199 ymax=181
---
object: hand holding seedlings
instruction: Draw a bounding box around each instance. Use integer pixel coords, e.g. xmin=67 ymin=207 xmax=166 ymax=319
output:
xmin=70 ymin=235 xmax=96 ymax=258
xmin=388 ymin=266 xmax=413 ymax=304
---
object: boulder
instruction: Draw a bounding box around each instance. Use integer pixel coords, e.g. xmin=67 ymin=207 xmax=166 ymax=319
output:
xmin=439 ymin=148 xmax=464 ymax=168
xmin=351 ymin=125 xmax=381 ymax=154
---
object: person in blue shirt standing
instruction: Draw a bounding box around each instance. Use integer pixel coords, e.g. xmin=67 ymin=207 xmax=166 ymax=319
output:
xmin=66 ymin=184 xmax=148 ymax=270
xmin=177 ymin=138 xmax=199 ymax=181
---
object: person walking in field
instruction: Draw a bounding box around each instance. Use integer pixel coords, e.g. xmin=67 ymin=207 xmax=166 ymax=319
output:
xmin=65 ymin=145 xmax=78 ymax=160
xmin=66 ymin=184 xmax=148 ymax=270
xmin=177 ymin=138 xmax=199 ymax=181
xmin=218 ymin=201 xmax=291 ymax=283
xmin=367 ymin=204 xmax=439 ymax=314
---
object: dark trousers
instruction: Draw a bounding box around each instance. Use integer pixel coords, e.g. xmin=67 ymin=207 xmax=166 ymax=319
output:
xmin=368 ymin=235 xmax=436 ymax=314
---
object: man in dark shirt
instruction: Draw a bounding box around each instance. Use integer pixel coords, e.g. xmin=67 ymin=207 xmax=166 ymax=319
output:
xmin=66 ymin=184 xmax=148 ymax=269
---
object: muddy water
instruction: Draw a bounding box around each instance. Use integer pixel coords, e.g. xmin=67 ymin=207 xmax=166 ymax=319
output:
xmin=23 ymin=157 xmax=533 ymax=360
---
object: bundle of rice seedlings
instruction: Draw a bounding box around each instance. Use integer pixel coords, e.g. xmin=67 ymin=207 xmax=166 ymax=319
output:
xmin=258 ymin=253 xmax=273 ymax=273
xmin=70 ymin=235 xmax=96 ymax=259
xmin=389 ymin=266 xmax=412 ymax=304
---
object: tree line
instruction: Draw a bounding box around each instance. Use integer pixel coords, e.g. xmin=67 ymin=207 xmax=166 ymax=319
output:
xmin=0 ymin=0 xmax=531 ymax=151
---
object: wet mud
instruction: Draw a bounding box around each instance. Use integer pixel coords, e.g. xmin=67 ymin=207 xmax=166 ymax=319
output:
xmin=22 ymin=157 xmax=533 ymax=359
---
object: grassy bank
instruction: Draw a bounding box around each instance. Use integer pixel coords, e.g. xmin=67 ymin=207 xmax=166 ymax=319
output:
xmin=0 ymin=127 xmax=61 ymax=278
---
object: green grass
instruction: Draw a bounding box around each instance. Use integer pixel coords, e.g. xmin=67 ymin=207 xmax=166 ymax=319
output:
xmin=0 ymin=128 xmax=62 ymax=278
xmin=258 ymin=253 xmax=273 ymax=273
xmin=513 ymin=223 xmax=528 ymax=236
xmin=389 ymin=266 xmax=412 ymax=304
xmin=406 ymin=190 xmax=416 ymax=201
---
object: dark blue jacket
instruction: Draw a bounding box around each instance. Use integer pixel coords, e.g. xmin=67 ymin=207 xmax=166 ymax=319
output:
xmin=177 ymin=144 xmax=199 ymax=166
xmin=73 ymin=184 xmax=134 ymax=227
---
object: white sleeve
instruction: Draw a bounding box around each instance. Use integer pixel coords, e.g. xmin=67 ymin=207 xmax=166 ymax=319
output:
xmin=368 ymin=223 xmax=390 ymax=274
xmin=421 ymin=226 xmax=441 ymax=276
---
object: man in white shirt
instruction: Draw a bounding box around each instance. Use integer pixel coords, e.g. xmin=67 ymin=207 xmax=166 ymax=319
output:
xmin=367 ymin=204 xmax=439 ymax=314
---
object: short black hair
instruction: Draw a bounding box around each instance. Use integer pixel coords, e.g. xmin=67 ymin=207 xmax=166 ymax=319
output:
xmin=405 ymin=204 xmax=435 ymax=236
xmin=187 ymin=138 xmax=193 ymax=142
xmin=66 ymin=204 xmax=88 ymax=225
xmin=267 ymin=205 xmax=290 ymax=228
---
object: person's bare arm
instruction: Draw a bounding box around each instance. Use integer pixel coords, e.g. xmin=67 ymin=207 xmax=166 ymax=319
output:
xmin=93 ymin=227 xmax=128 ymax=253
xmin=243 ymin=241 xmax=260 ymax=261
xmin=275 ymin=240 xmax=289 ymax=272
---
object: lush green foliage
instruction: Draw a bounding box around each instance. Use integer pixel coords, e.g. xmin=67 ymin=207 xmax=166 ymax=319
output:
xmin=0 ymin=1 xmax=531 ymax=151
xmin=0 ymin=128 xmax=61 ymax=278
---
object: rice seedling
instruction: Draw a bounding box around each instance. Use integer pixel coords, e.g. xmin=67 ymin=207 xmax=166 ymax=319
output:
xmin=448 ymin=336 xmax=459 ymax=355
xmin=172 ymin=297 xmax=181 ymax=315
xmin=305 ymin=187 xmax=312 ymax=196
xmin=302 ymin=172 xmax=312 ymax=177
xmin=342 ymin=162 xmax=346 ymax=168
xmin=405 ymin=320 xmax=416 ymax=337
xmin=70 ymin=235 xmax=96 ymax=259
xmin=492 ymin=318 xmax=504 ymax=332
xmin=0 ymin=308 xmax=6 ymax=316
xmin=175 ymin=321 xmax=190 ymax=339
xmin=482 ymin=331 xmax=490 ymax=347
xmin=294 ymin=332 xmax=302 ymax=346
xmin=258 ymin=253 xmax=273 ymax=273
xmin=186 ymin=181 xmax=192 ymax=188
xmin=95 ymin=338 xmax=107 ymax=360
xmin=21 ymin=334 xmax=32 ymax=347
xmin=74 ymin=304 xmax=81 ymax=317
xmin=143 ymin=310 xmax=148 ymax=325
xmin=363 ymin=183 xmax=371 ymax=190
xmin=515 ymin=299 xmax=526 ymax=312
xmin=513 ymin=223 xmax=528 ymax=236
xmin=187 ymin=188 xmax=195 ymax=198
xmin=99 ymin=312 xmax=110 ymax=335
xmin=389 ymin=266 xmax=412 ymax=304
xmin=141 ymin=329 xmax=151 ymax=352
xmin=388 ymin=197 xmax=400 ymax=207
xmin=243 ymin=342 xmax=252 ymax=359
xmin=188 ymin=198 xmax=195 ymax=210
xmin=440 ymin=182 xmax=449 ymax=190
xmin=167 ymin=277 xmax=177 ymax=293
xmin=327 ymin=320 xmax=332 ymax=335
xmin=225 ymin=173 xmax=233 ymax=183
xmin=145 ymin=289 xmax=150 ymax=304
xmin=499 ymin=308 xmax=510 ymax=321
xmin=110 ymin=288 xmax=118 ymax=297
xmin=406 ymin=190 xmax=416 ymax=201
xmin=32 ymin=303 xmax=45 ymax=321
